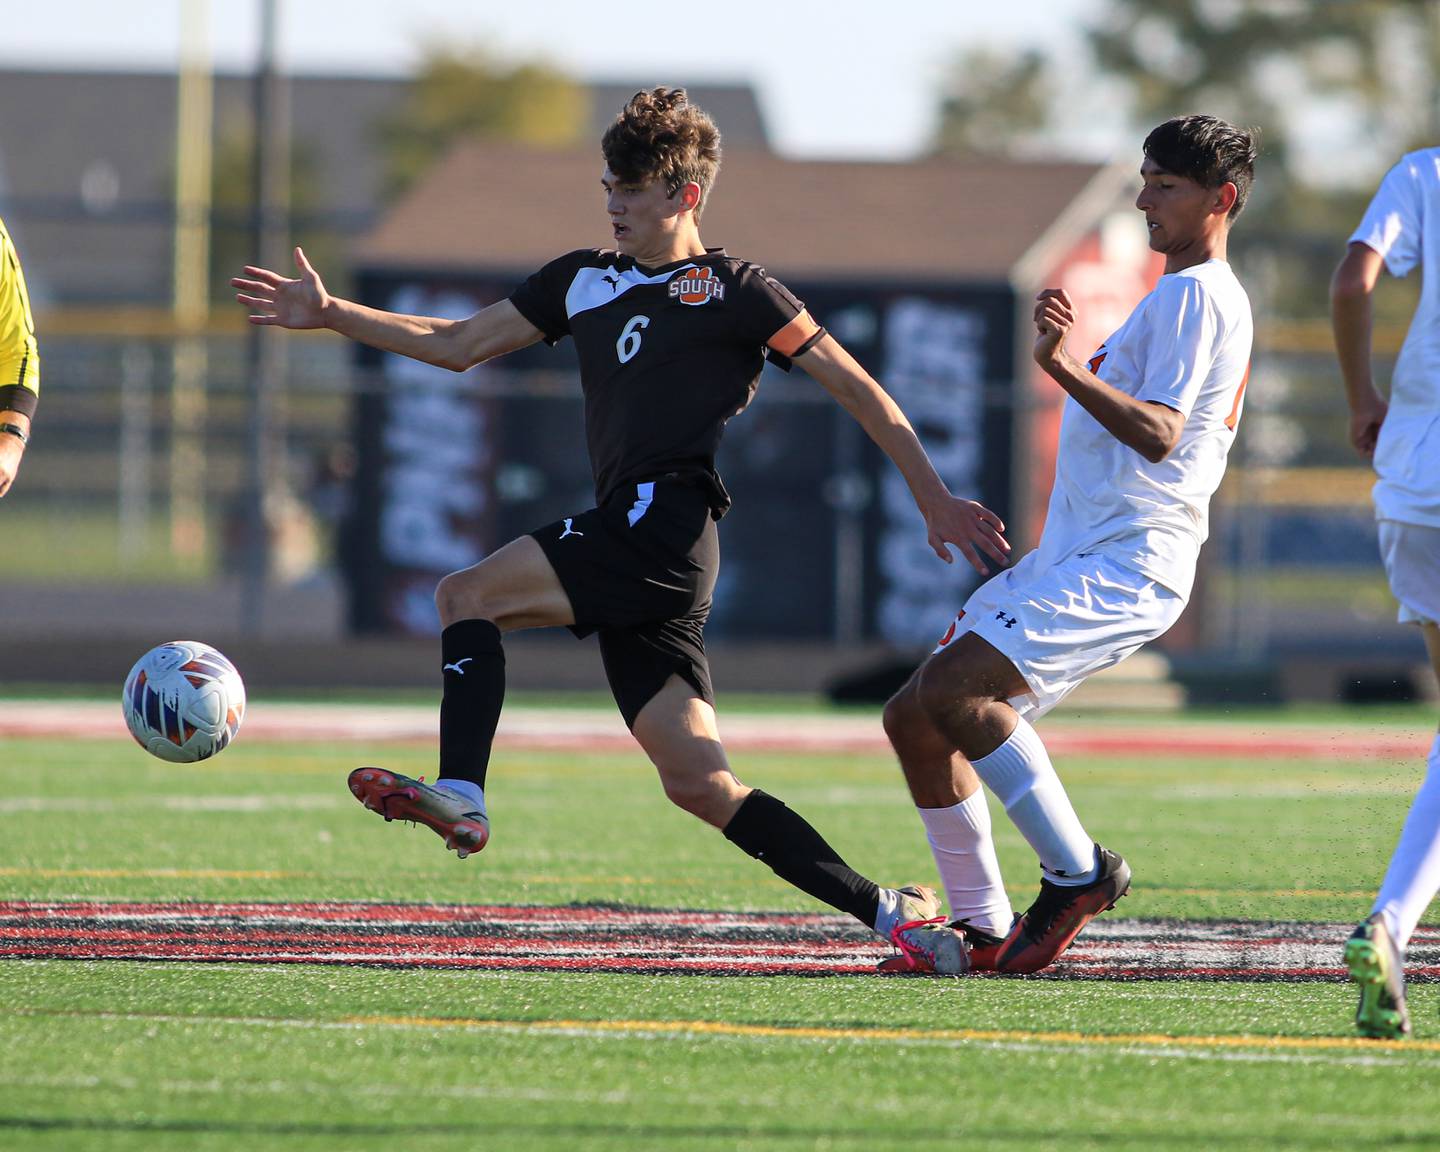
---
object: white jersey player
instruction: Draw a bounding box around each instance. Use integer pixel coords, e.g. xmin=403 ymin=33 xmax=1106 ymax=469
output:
xmin=879 ymin=115 xmax=1257 ymax=977
xmin=1332 ymin=147 xmax=1440 ymax=1040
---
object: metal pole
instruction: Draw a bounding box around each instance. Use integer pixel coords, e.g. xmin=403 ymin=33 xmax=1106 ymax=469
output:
xmin=118 ymin=344 xmax=155 ymax=568
xmin=241 ymin=0 xmax=291 ymax=634
xmin=170 ymin=0 xmax=212 ymax=561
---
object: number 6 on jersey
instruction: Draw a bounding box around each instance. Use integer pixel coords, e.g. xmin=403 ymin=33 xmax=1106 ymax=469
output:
xmin=617 ymin=314 xmax=650 ymax=363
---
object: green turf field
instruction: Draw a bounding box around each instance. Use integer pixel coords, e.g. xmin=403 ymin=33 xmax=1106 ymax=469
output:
xmin=2 ymin=707 xmax=1439 ymax=1150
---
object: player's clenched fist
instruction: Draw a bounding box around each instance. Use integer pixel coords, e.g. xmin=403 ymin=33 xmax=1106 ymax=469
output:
xmin=1032 ymin=288 xmax=1076 ymax=366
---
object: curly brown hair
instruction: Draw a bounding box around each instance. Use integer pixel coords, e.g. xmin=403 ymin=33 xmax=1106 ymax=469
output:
xmin=601 ymin=87 xmax=722 ymax=221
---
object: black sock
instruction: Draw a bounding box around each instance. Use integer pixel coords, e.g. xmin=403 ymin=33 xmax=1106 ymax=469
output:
xmin=723 ymin=790 xmax=880 ymax=928
xmin=438 ymin=618 xmax=505 ymax=790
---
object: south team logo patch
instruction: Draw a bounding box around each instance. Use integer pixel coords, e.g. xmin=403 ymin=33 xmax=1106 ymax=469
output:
xmin=669 ymin=265 xmax=725 ymax=305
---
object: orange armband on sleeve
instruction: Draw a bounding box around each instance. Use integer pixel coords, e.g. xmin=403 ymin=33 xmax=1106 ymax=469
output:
xmin=766 ymin=309 xmax=825 ymax=359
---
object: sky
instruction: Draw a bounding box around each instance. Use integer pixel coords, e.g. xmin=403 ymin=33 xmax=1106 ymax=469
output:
xmin=0 ymin=0 xmax=1119 ymax=161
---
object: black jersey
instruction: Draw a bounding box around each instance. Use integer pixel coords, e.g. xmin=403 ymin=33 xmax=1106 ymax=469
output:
xmin=509 ymin=247 xmax=825 ymax=514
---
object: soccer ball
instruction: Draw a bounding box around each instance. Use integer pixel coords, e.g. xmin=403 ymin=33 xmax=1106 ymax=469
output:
xmin=122 ymin=641 xmax=246 ymax=763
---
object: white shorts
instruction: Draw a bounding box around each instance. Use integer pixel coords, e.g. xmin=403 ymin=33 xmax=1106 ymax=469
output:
xmin=1379 ymin=520 xmax=1440 ymax=627
xmin=932 ymin=548 xmax=1186 ymax=720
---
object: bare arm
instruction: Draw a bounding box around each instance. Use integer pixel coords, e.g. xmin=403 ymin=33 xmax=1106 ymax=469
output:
xmin=0 ymin=222 xmax=38 ymax=496
xmin=1033 ymin=288 xmax=1184 ymax=464
xmin=233 ymin=247 xmax=545 ymax=371
xmin=1330 ymin=241 xmax=1388 ymax=459
xmin=0 ymin=408 xmax=29 ymax=498
xmin=793 ymin=333 xmax=1010 ymax=575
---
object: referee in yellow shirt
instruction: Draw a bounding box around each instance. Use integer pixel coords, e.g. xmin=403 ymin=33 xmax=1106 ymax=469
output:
xmin=0 ymin=215 xmax=38 ymax=497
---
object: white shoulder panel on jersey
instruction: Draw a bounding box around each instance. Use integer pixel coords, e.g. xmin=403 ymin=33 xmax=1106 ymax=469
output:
xmin=565 ymin=264 xmax=677 ymax=320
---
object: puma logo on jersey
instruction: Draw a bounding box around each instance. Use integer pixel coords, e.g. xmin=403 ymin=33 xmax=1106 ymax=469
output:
xmin=602 ymin=274 xmax=620 ymax=291
xmin=668 ymin=265 xmax=725 ymax=305
xmin=443 ymin=658 xmax=473 ymax=675
xmin=559 ymin=518 xmax=584 ymax=539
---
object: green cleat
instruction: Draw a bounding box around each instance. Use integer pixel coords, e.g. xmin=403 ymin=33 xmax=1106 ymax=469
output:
xmin=1344 ymin=914 xmax=1411 ymax=1040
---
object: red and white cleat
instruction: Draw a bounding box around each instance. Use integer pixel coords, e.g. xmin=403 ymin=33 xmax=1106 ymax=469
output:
xmin=347 ymin=767 xmax=490 ymax=858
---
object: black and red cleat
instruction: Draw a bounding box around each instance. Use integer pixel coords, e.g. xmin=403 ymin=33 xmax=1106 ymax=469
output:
xmin=951 ymin=919 xmax=1010 ymax=972
xmin=995 ymin=846 xmax=1131 ymax=974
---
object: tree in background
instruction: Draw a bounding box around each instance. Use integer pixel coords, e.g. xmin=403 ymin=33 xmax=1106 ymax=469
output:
xmin=1084 ymin=0 xmax=1440 ymax=193
xmin=933 ymin=49 xmax=1054 ymax=157
xmin=377 ymin=48 xmax=588 ymax=201
xmin=933 ymin=1 xmax=1440 ymax=468
xmin=208 ymin=126 xmax=331 ymax=304
xmin=1086 ymin=0 xmax=1440 ymax=466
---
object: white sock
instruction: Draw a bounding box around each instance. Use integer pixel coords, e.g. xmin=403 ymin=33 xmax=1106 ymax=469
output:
xmin=970 ymin=715 xmax=1096 ymax=885
xmin=1372 ymin=733 xmax=1440 ymax=949
xmin=918 ymin=791 xmax=1013 ymax=937
xmin=435 ymin=777 xmax=487 ymax=815
xmin=873 ymin=888 xmax=903 ymax=937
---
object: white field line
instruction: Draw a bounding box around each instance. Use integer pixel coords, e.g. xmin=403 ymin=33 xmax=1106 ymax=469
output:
xmin=0 ymin=794 xmax=343 ymax=813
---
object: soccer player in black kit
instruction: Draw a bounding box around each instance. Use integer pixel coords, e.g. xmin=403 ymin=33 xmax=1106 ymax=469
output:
xmin=234 ymin=88 xmax=1010 ymax=946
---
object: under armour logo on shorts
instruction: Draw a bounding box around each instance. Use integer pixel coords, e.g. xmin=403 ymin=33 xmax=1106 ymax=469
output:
xmin=995 ymin=611 xmax=1018 ymax=629
xmin=443 ymin=658 xmax=473 ymax=675
xmin=559 ymin=518 xmax=584 ymax=539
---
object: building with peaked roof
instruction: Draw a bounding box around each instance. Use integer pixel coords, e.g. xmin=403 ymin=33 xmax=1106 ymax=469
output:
xmin=357 ymin=142 xmax=1130 ymax=284
xmin=346 ymin=141 xmax=1164 ymax=644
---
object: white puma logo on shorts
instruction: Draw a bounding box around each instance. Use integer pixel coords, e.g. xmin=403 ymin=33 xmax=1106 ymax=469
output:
xmin=559 ymin=518 xmax=584 ymax=539
xmin=443 ymin=658 xmax=473 ymax=675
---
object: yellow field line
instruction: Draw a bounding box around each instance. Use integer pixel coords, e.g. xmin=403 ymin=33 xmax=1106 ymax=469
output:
xmin=342 ymin=1013 xmax=1436 ymax=1053
xmin=0 ymin=868 xmax=300 ymax=880
xmin=14 ymin=1006 xmax=1430 ymax=1055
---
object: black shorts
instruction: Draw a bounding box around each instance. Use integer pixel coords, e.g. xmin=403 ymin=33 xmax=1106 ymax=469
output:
xmin=532 ymin=477 xmax=719 ymax=728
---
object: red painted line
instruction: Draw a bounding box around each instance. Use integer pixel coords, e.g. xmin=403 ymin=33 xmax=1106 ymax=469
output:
xmin=1 ymin=701 xmax=1430 ymax=760
xmin=3 ymin=901 xmax=1436 ymax=982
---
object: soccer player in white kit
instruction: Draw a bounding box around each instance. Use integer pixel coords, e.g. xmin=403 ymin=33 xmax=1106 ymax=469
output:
xmin=1332 ymin=148 xmax=1440 ymax=1039
xmin=879 ymin=116 xmax=1257 ymax=975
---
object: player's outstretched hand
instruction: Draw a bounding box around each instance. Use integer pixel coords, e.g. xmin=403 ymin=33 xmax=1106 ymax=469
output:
xmin=927 ymin=497 xmax=1011 ymax=575
xmin=232 ymin=247 xmax=330 ymax=329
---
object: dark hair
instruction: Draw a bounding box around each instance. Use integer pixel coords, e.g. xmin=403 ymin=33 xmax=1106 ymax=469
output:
xmin=1143 ymin=115 xmax=1258 ymax=220
xmin=601 ymin=87 xmax=722 ymax=221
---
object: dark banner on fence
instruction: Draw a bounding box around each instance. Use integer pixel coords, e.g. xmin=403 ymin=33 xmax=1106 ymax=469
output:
xmin=347 ymin=271 xmax=1014 ymax=644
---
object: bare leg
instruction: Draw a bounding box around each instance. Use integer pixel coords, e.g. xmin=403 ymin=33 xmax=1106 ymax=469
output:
xmin=435 ymin=535 xmax=575 ymax=632
xmin=882 ymin=669 xmax=1011 ymax=934
xmin=913 ymin=633 xmax=1095 ymax=882
xmin=632 ymin=676 xmax=902 ymax=932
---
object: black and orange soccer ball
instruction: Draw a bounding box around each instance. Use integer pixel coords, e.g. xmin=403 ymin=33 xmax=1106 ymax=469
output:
xmin=122 ymin=641 xmax=246 ymax=763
